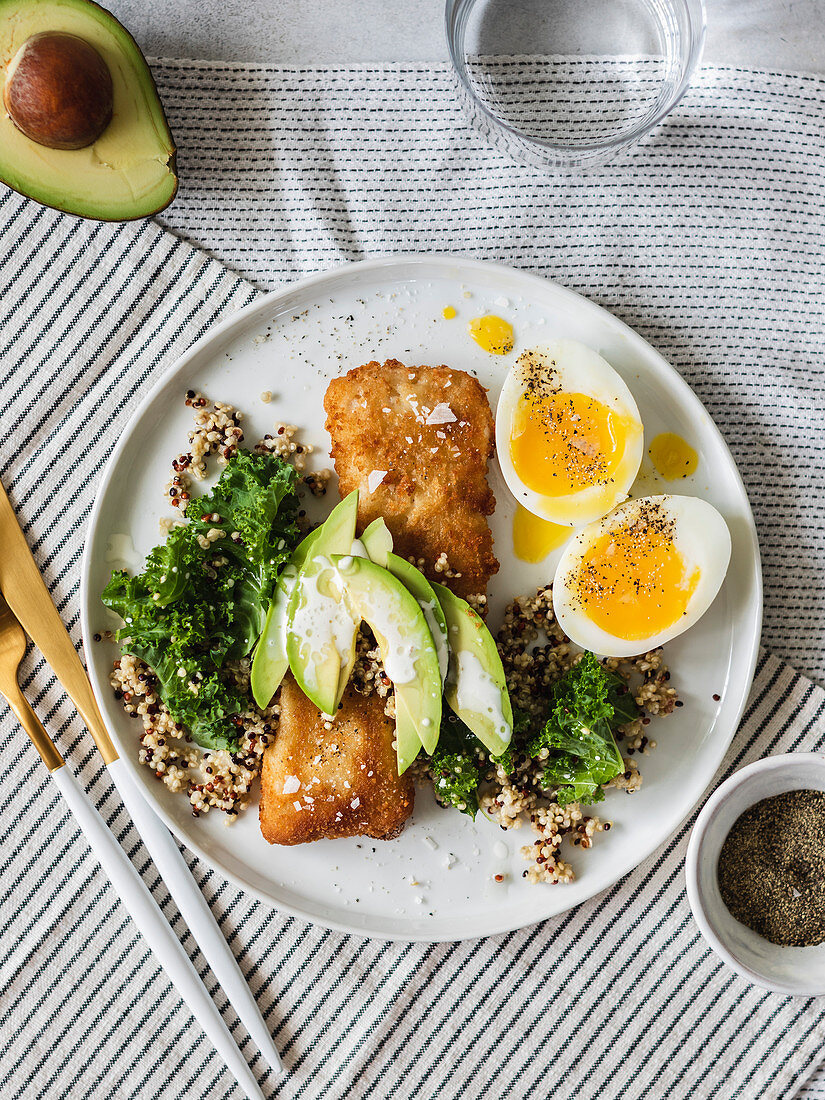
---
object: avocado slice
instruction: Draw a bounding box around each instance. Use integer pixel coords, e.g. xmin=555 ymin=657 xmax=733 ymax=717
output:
xmin=393 ymin=693 xmax=424 ymax=776
xmin=286 ymin=492 xmax=359 ymax=715
xmin=431 ymin=581 xmax=513 ymax=757
xmin=360 ymin=517 xmax=393 ymax=567
xmin=385 ymin=554 xmax=449 ymax=687
xmin=250 ymin=523 xmax=334 ymax=708
xmin=0 ymin=0 xmax=177 ymax=219
xmin=332 ymin=554 xmax=442 ymax=768
xmin=360 ymin=519 xmax=449 ymax=685
xmin=249 ymin=567 xmax=295 ymax=709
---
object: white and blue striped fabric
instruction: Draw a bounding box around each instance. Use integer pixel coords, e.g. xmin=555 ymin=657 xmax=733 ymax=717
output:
xmin=1 ymin=61 xmax=825 ymax=1100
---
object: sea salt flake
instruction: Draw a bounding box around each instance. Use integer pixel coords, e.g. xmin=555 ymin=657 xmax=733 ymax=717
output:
xmin=367 ymin=470 xmax=388 ymax=493
xmin=425 ymin=402 xmax=457 ymax=426
xmin=292 ymin=801 xmax=303 ymax=811
xmin=351 ymin=797 xmax=361 ymax=809
xmin=282 ymin=775 xmax=301 ymax=795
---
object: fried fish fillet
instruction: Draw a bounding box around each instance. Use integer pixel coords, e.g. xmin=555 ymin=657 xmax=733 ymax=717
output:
xmin=323 ymin=359 xmax=499 ymax=599
xmin=260 ymin=675 xmax=414 ymax=845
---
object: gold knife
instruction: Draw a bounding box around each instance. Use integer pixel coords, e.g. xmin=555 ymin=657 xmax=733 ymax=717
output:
xmin=0 ymin=477 xmax=118 ymax=763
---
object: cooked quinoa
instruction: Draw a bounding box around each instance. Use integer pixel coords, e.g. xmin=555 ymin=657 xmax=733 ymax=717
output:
xmin=163 ymin=393 xmax=331 ymax=518
xmin=415 ymin=583 xmax=677 ymax=884
xmin=105 ymin=392 xmax=679 ymax=873
xmin=110 ymin=653 xmax=277 ymax=820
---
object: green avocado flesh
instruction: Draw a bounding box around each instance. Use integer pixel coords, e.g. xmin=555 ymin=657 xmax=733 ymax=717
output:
xmin=0 ymin=0 xmax=177 ymax=219
xmin=432 ymin=581 xmax=513 ymax=757
xmin=332 ymin=554 xmax=442 ymax=772
xmin=249 ymin=568 xmax=295 ymax=709
xmin=360 ymin=519 xmax=449 ymax=688
xmin=285 ymin=493 xmax=359 ymax=715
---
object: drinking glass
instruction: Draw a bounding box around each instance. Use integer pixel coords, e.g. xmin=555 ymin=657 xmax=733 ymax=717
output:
xmin=445 ymin=0 xmax=706 ymax=169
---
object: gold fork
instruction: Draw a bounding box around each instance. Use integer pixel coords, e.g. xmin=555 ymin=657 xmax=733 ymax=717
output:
xmin=0 ymin=588 xmax=267 ymax=1099
xmin=0 ymin=592 xmax=63 ymax=771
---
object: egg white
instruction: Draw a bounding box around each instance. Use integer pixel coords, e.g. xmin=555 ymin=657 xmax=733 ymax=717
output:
xmin=553 ymin=494 xmax=732 ymax=657
xmin=495 ymin=339 xmax=644 ymax=526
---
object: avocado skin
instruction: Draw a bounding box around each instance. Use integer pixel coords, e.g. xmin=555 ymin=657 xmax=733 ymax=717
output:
xmin=0 ymin=0 xmax=178 ymax=221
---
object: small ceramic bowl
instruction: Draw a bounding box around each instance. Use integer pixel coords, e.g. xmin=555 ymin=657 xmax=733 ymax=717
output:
xmin=686 ymin=753 xmax=825 ymax=996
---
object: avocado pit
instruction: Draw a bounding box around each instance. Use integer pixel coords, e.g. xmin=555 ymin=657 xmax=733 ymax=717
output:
xmin=4 ymin=31 xmax=113 ymax=150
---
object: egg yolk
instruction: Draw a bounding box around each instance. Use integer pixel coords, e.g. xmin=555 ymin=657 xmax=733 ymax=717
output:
xmin=469 ymin=314 xmax=514 ymax=355
xmin=442 ymin=305 xmax=457 ymax=319
xmin=574 ymin=509 xmax=700 ymax=641
xmin=648 ymin=433 xmax=698 ymax=480
xmin=511 ymin=390 xmax=635 ymax=497
xmin=513 ymin=504 xmax=570 ymax=562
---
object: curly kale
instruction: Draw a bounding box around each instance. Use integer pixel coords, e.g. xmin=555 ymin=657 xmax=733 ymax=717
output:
xmin=428 ymin=713 xmax=488 ymax=818
xmin=526 ymin=652 xmax=638 ymax=807
xmin=428 ymin=708 xmax=534 ymax=818
xmin=102 ymin=451 xmax=300 ymax=751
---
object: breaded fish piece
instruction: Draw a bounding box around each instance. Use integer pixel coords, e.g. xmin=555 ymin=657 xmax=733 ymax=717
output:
xmin=260 ymin=675 xmax=414 ymax=845
xmin=324 ymin=359 xmax=499 ymax=599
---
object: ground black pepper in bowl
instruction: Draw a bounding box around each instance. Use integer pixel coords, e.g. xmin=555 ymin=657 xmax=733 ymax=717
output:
xmin=717 ymin=789 xmax=825 ymax=947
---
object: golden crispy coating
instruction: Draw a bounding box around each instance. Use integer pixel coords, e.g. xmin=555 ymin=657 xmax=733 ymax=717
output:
xmin=260 ymin=675 xmax=414 ymax=845
xmin=324 ymin=359 xmax=499 ymax=599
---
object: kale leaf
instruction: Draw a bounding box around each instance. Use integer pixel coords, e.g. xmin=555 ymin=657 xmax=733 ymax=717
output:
xmin=526 ymin=652 xmax=637 ymax=807
xmin=429 ymin=707 xmax=534 ymax=818
xmin=429 ymin=712 xmax=488 ymax=818
xmin=102 ymin=451 xmax=299 ymax=751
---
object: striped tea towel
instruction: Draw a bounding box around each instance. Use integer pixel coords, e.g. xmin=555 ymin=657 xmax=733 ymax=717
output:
xmin=1 ymin=60 xmax=825 ymax=1100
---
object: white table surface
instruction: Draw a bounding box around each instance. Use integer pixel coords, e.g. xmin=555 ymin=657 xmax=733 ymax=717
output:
xmin=107 ymin=0 xmax=825 ymax=74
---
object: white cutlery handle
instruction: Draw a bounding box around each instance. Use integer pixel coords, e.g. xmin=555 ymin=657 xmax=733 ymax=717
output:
xmin=51 ymin=764 xmax=265 ymax=1100
xmin=107 ymin=758 xmax=282 ymax=1074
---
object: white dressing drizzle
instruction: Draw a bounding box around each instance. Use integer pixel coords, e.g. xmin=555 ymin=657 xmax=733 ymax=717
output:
xmin=290 ymin=557 xmax=359 ymax=688
xmin=454 ymin=650 xmax=509 ymax=739
xmin=352 ymin=585 xmax=425 ymax=686
xmin=419 ymin=597 xmax=449 ymax=683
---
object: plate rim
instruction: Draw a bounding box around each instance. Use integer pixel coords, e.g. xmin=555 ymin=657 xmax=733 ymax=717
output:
xmin=80 ymin=253 xmax=763 ymax=942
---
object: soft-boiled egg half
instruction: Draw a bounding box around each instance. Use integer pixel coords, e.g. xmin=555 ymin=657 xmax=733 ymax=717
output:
xmin=553 ymin=495 xmax=731 ymax=657
xmin=496 ymin=340 xmax=644 ymax=527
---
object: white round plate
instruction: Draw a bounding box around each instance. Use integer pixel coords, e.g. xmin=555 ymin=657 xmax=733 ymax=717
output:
xmin=81 ymin=256 xmax=762 ymax=941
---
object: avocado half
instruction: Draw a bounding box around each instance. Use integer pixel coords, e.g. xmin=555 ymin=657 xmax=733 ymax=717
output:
xmin=0 ymin=0 xmax=177 ymax=220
